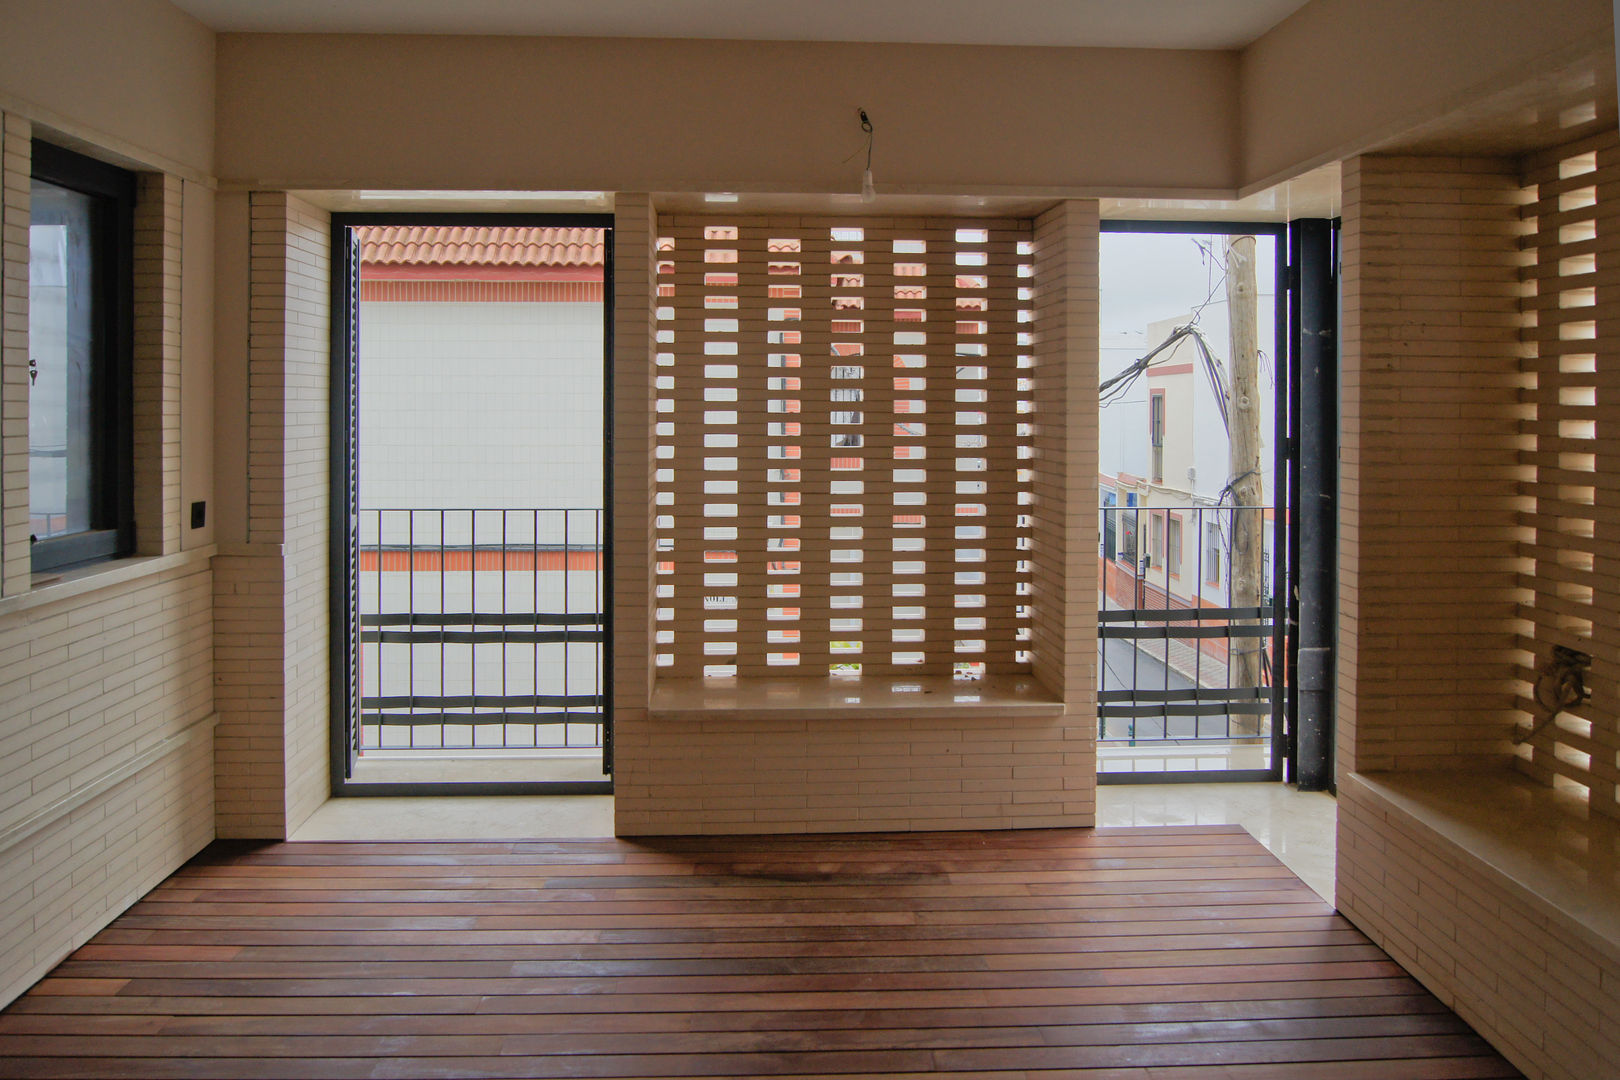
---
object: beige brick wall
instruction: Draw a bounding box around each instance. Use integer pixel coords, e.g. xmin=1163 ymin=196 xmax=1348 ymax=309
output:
xmin=609 ymin=194 xmax=656 ymax=791
xmin=0 ymin=114 xmax=29 ymax=598
xmin=0 ymin=561 xmax=216 ymax=1001
xmin=613 ymin=711 xmax=1095 ymax=835
xmin=1334 ymin=151 xmax=1620 ymax=1080
xmin=0 ymin=110 xmax=216 ymax=1009
xmin=213 ymin=192 xmax=330 ymax=838
xmin=613 ymin=200 xmax=1098 ymax=835
xmin=1337 ymin=154 xmax=1529 ymax=777
xmin=0 ymin=688 xmax=212 ymax=1010
xmin=1339 ymin=777 xmax=1620 ymax=1080
xmin=1029 ymin=200 xmax=1100 ymax=708
xmin=133 ymin=172 xmax=185 ymax=556
xmin=1513 ymin=130 xmax=1620 ymax=816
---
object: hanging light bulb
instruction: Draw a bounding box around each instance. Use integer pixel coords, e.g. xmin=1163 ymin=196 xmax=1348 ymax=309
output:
xmin=859 ymin=108 xmax=876 ymax=202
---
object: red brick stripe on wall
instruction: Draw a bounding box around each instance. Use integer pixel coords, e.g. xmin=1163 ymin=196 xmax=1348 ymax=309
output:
xmin=359 ymin=279 xmax=605 ymax=304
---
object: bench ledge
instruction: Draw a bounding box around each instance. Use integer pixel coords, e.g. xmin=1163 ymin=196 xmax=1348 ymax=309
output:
xmin=1348 ymin=768 xmax=1620 ymax=962
xmin=650 ymin=674 xmax=1067 ymax=722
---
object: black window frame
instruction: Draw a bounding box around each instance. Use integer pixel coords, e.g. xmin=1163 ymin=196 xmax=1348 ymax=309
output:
xmin=28 ymin=140 xmax=136 ymax=574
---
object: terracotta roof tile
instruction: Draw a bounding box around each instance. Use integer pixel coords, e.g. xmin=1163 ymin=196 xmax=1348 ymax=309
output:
xmin=357 ymin=226 xmax=605 ymax=268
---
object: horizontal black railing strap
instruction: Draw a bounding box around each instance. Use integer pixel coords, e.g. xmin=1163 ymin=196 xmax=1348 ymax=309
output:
xmin=1097 ymin=687 xmax=1270 ymax=703
xmin=361 ymin=630 xmax=605 ymax=645
xmin=362 ymin=612 xmax=602 ymax=627
xmin=1098 ymin=702 xmax=1275 ymax=718
xmin=364 ymin=693 xmax=604 ymax=710
xmin=1099 ymin=623 xmax=1275 ymax=641
xmin=362 ymin=710 xmax=604 ymax=727
xmin=362 ymin=543 xmax=604 ymax=554
xmin=1098 ymin=606 xmax=1269 ymax=623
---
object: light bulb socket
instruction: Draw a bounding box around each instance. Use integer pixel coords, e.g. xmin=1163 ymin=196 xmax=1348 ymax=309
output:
xmin=861 ymin=169 xmax=876 ymax=202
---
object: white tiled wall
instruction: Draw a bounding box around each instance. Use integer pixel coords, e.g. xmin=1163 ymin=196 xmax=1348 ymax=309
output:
xmin=358 ymin=300 xmax=604 ymax=511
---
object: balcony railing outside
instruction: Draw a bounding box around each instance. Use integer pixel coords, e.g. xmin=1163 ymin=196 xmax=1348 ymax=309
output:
xmin=358 ymin=508 xmax=604 ymax=752
xmin=1097 ymin=504 xmax=1279 ymax=750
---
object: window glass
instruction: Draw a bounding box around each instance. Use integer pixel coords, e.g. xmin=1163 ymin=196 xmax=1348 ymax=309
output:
xmin=29 ymin=179 xmax=97 ymax=540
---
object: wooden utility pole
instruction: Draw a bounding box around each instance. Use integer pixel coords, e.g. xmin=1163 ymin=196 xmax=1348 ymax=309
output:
xmin=1225 ymin=236 xmax=1264 ymax=735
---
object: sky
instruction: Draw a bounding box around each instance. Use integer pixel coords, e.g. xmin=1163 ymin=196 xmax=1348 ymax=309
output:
xmin=1098 ymin=230 xmax=1280 ymax=494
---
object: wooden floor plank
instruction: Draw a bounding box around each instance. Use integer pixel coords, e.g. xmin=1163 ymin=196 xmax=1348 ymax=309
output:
xmin=0 ymin=827 xmax=1524 ymax=1079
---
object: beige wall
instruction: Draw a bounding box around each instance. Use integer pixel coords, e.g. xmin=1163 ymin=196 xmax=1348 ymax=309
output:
xmin=0 ymin=0 xmax=221 ymax=1008
xmin=1241 ymin=0 xmax=1613 ymax=191
xmin=0 ymin=90 xmax=219 ymax=1007
xmin=214 ymin=34 xmax=1242 ymax=197
xmin=212 ymin=192 xmax=330 ymax=839
xmin=1336 ymin=154 xmax=1527 ymax=777
xmin=0 ymin=0 xmax=214 ymax=177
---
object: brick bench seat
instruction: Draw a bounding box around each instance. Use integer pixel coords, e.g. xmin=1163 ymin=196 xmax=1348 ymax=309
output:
xmin=1340 ymin=769 xmax=1620 ymax=1079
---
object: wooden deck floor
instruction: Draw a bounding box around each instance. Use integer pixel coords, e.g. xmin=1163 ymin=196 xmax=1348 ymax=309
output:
xmin=0 ymin=825 xmax=1522 ymax=1079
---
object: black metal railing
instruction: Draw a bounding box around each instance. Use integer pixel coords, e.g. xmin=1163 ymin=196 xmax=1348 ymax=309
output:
xmin=1097 ymin=503 xmax=1279 ymax=746
xmin=357 ymin=508 xmax=604 ymax=752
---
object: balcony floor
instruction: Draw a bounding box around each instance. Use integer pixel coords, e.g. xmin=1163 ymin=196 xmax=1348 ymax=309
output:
xmin=0 ymin=827 xmax=1520 ymax=1078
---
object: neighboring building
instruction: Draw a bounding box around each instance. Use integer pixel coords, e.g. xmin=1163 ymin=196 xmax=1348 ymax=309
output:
xmin=356 ymin=225 xmax=605 ymax=512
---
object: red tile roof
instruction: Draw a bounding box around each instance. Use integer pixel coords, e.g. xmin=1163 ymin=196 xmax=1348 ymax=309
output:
xmin=357 ymin=226 xmax=605 ymax=268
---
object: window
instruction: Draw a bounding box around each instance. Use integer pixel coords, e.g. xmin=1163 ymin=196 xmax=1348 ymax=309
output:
xmin=1205 ymin=522 xmax=1222 ymax=586
xmin=1149 ymin=511 xmax=1164 ymax=569
xmin=28 ymin=141 xmax=134 ymax=572
xmin=1148 ymin=390 xmax=1165 ymax=484
xmin=1167 ymin=515 xmax=1182 ymax=578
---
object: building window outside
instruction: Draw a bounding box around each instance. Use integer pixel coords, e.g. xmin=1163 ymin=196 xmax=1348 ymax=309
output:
xmin=1149 ymin=511 xmax=1164 ymax=570
xmin=1148 ymin=390 xmax=1165 ymax=484
xmin=1205 ymin=521 xmax=1222 ymax=586
xmin=28 ymin=141 xmax=134 ymax=573
xmin=1167 ymin=515 xmax=1182 ymax=578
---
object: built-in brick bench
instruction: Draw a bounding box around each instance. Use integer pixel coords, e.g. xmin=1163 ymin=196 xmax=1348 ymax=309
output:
xmin=1338 ymin=769 xmax=1620 ymax=1080
xmin=619 ymin=675 xmax=1081 ymax=835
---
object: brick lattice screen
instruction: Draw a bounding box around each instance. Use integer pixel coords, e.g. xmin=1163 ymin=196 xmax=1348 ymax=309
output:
xmin=1516 ymin=129 xmax=1620 ymax=818
xmin=652 ymin=217 xmax=1034 ymax=679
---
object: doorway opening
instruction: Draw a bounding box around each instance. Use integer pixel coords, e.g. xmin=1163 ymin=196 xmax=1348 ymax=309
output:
xmin=330 ymin=214 xmax=614 ymax=795
xmin=1097 ymin=222 xmax=1291 ymax=782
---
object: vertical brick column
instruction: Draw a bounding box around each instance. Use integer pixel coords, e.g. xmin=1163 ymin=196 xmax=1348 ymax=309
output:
xmin=1030 ymin=199 xmax=1101 ymax=818
xmin=1337 ymin=155 xmax=1527 ymax=778
xmin=0 ymin=114 xmax=30 ymax=597
xmin=133 ymin=172 xmax=185 ymax=555
xmin=607 ymin=194 xmax=657 ymax=828
xmin=213 ymin=192 xmax=331 ymax=838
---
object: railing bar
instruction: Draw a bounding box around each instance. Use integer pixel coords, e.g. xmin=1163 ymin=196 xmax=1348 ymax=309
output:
xmin=1135 ymin=506 xmax=1144 ymax=745
xmin=1098 ymin=606 xmax=1268 ymax=622
xmin=594 ymin=508 xmax=602 ymax=749
xmin=541 ymin=508 xmax=547 ymax=744
xmin=1193 ymin=507 xmax=1203 ymax=739
xmin=364 ymin=693 xmax=605 ymax=708
xmin=1098 ymin=687 xmax=1271 ymax=702
xmin=567 ymin=508 xmax=573 ymax=748
xmin=361 ymin=612 xmax=602 ymax=627
xmin=501 ymin=509 xmax=508 ymax=750
xmin=363 ymin=711 xmax=604 ymax=727
xmin=1099 ymin=624 xmax=1275 ymax=640
xmin=440 ymin=508 xmax=448 ymax=752
xmin=408 ymin=510 xmax=417 ymax=752
xmin=1099 ymin=702 xmax=1274 ymax=718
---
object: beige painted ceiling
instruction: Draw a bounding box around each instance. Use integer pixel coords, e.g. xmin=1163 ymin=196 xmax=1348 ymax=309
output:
xmin=167 ymin=0 xmax=1312 ymax=50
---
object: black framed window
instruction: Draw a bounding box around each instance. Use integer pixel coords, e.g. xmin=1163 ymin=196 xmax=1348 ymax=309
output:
xmin=28 ymin=141 xmax=135 ymax=573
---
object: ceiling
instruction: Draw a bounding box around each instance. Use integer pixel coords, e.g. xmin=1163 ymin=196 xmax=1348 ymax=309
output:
xmin=167 ymin=0 xmax=1313 ymax=50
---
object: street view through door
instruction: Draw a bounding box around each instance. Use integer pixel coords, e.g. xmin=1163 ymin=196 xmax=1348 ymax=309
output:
xmin=331 ymin=217 xmax=613 ymax=792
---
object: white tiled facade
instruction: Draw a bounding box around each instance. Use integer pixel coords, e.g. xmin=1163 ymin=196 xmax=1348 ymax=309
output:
xmin=357 ymin=300 xmax=604 ymax=512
